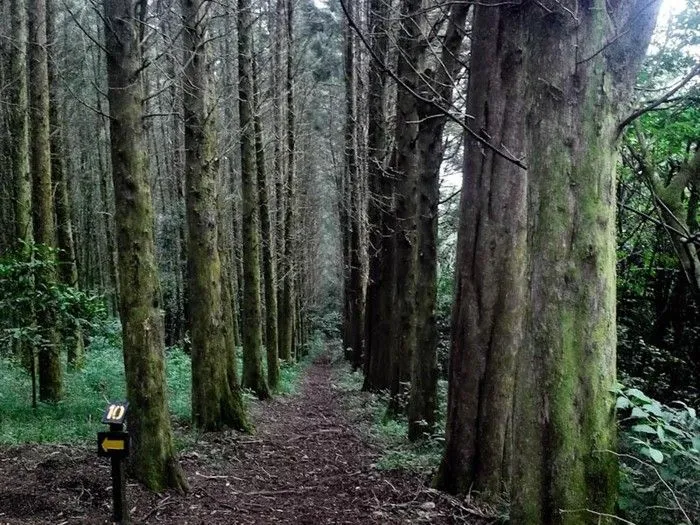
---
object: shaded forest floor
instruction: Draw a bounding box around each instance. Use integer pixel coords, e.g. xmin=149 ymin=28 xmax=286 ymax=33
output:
xmin=0 ymin=353 xmax=489 ymax=524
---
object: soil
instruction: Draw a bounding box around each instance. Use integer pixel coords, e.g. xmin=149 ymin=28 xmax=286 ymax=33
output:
xmin=0 ymin=355 xmax=489 ymax=524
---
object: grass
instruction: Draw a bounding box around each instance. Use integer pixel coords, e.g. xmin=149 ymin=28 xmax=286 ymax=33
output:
xmin=331 ymin=348 xmax=447 ymax=474
xmin=0 ymin=320 xmax=191 ymax=444
xmin=0 ymin=319 xmax=321 ymax=445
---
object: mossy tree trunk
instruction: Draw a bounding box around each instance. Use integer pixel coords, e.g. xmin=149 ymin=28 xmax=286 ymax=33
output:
xmin=637 ymin=138 xmax=700 ymax=296
xmin=9 ymin=0 xmax=32 ymax=249
xmin=238 ymin=0 xmax=271 ymax=400
xmin=29 ymin=0 xmax=62 ymax=402
xmin=363 ymin=0 xmax=392 ymax=392
xmin=9 ymin=0 xmax=35 ymax=381
xmin=436 ymin=1 xmax=660 ymax=522
xmin=103 ymin=0 xmax=187 ymax=491
xmin=387 ymin=0 xmax=426 ymax=415
xmin=182 ymin=0 xmax=250 ymax=431
xmin=279 ymin=0 xmax=296 ymax=363
xmin=47 ymin=0 xmax=83 ymax=368
xmin=253 ymin=59 xmax=280 ymax=390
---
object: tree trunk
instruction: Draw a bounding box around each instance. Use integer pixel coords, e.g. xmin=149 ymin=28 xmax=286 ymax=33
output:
xmin=363 ymin=0 xmax=392 ymax=392
xmin=238 ymin=0 xmax=271 ymax=400
xmin=273 ymin=0 xmax=286 ymax=363
xmin=29 ymin=0 xmax=62 ymax=402
xmin=436 ymin=1 xmax=659 ymax=522
xmin=387 ymin=0 xmax=425 ymax=415
xmin=279 ymin=0 xmax=296 ymax=363
xmin=342 ymin=0 xmax=365 ymax=370
xmin=103 ymin=0 xmax=187 ymax=491
xmin=408 ymin=3 xmax=469 ymax=441
xmin=182 ymin=0 xmax=250 ymax=431
xmin=47 ymin=0 xmax=84 ymax=368
xmin=9 ymin=0 xmax=32 ymax=249
xmin=253 ymin=58 xmax=280 ymax=390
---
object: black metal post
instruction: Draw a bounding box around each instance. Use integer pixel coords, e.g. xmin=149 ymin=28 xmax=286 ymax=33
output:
xmin=109 ymin=423 xmax=129 ymax=523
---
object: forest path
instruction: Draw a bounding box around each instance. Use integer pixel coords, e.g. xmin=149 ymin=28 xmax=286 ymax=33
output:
xmin=0 ymin=354 xmax=484 ymax=524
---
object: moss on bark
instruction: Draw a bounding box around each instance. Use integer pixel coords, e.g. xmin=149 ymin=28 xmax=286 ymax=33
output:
xmin=103 ymin=0 xmax=187 ymax=491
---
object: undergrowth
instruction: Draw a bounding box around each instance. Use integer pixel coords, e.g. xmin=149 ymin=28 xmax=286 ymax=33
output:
xmin=0 ymin=319 xmax=190 ymax=444
xmin=0 ymin=319 xmax=325 ymax=445
xmin=331 ymin=350 xmax=447 ymax=475
xmin=331 ymin=344 xmax=699 ymax=525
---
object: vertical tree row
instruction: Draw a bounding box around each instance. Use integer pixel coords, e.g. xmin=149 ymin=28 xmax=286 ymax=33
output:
xmin=340 ymin=0 xmax=469 ymax=432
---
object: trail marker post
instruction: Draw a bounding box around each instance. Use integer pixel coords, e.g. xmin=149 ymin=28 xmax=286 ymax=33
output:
xmin=98 ymin=401 xmax=130 ymax=523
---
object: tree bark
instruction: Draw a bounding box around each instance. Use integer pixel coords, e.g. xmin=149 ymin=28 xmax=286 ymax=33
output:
xmin=279 ymin=0 xmax=296 ymax=363
xmin=183 ymin=0 xmax=250 ymax=431
xmin=103 ymin=0 xmax=187 ymax=491
xmin=238 ymin=0 xmax=271 ymax=399
xmin=387 ymin=0 xmax=426 ymax=415
xmin=47 ymin=0 xmax=84 ymax=368
xmin=9 ymin=0 xmax=32 ymax=249
xmin=29 ymin=0 xmax=62 ymax=402
xmin=253 ymin=58 xmax=280 ymax=390
xmin=342 ymin=0 xmax=365 ymax=370
xmin=408 ymin=3 xmax=469 ymax=441
xmin=363 ymin=0 xmax=392 ymax=392
xmin=436 ymin=1 xmax=660 ymax=522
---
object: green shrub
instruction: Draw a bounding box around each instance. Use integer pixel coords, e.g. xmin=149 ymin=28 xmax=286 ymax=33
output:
xmin=614 ymin=384 xmax=699 ymax=524
xmin=0 ymin=242 xmax=106 ymax=356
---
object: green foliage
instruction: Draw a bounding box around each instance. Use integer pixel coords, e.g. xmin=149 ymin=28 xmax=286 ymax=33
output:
xmin=277 ymin=331 xmax=326 ymax=395
xmin=165 ymin=345 xmax=192 ymax=423
xmin=614 ymin=384 xmax=699 ymax=524
xmin=0 ymin=242 xmax=105 ymax=353
xmin=333 ymin=357 xmax=447 ymax=474
xmin=0 ymin=319 xmax=192 ymax=444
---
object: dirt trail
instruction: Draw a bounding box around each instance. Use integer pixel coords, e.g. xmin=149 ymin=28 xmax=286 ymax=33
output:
xmin=0 ymin=356 xmax=485 ymax=524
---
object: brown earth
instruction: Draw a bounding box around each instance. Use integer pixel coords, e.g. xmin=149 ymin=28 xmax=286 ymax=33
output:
xmin=0 ymin=356 xmax=490 ymax=524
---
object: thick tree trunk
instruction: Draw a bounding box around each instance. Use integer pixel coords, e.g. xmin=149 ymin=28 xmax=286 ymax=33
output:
xmin=387 ymin=0 xmax=426 ymax=415
xmin=29 ymin=0 xmax=62 ymax=402
xmin=238 ymin=0 xmax=271 ymax=399
xmin=408 ymin=3 xmax=469 ymax=441
xmin=363 ymin=0 xmax=392 ymax=392
xmin=436 ymin=1 xmax=659 ymax=522
xmin=182 ymin=0 xmax=250 ymax=431
xmin=253 ymin=59 xmax=280 ymax=390
xmin=103 ymin=0 xmax=187 ymax=491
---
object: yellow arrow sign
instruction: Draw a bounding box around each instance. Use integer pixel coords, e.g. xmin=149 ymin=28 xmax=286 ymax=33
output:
xmin=101 ymin=437 xmax=126 ymax=453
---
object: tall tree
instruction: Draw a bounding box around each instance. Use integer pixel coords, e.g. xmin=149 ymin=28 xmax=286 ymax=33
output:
xmin=238 ymin=0 xmax=271 ymax=399
xmin=183 ymin=0 xmax=250 ymax=430
xmin=103 ymin=0 xmax=187 ymax=491
xmin=387 ymin=0 xmax=426 ymax=414
xmin=436 ymin=1 xmax=660 ymax=522
xmin=253 ymin=58 xmax=280 ymax=390
xmin=279 ymin=0 xmax=296 ymax=362
xmin=9 ymin=0 xmax=32 ymax=249
xmin=342 ymin=0 xmax=365 ymax=369
xmin=408 ymin=2 xmax=469 ymax=440
xmin=363 ymin=0 xmax=393 ymax=392
xmin=28 ymin=0 xmax=62 ymax=402
xmin=47 ymin=0 xmax=83 ymax=368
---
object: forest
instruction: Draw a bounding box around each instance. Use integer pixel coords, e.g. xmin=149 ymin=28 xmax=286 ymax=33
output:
xmin=0 ymin=0 xmax=698 ymax=523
